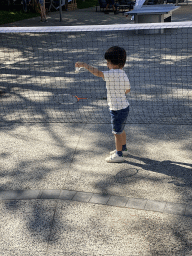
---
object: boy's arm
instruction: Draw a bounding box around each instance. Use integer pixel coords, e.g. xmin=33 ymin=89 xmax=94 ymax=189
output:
xmin=75 ymin=62 xmax=104 ymax=78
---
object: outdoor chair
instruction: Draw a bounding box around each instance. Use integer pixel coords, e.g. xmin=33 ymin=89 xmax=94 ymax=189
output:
xmin=116 ymin=0 xmax=135 ymax=11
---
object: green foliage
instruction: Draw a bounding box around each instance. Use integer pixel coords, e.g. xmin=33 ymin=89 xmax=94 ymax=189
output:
xmin=76 ymin=0 xmax=98 ymax=9
xmin=0 ymin=0 xmax=98 ymax=25
xmin=0 ymin=10 xmax=40 ymax=25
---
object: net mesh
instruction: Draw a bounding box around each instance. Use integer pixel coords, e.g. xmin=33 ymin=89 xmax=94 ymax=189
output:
xmin=0 ymin=23 xmax=192 ymax=125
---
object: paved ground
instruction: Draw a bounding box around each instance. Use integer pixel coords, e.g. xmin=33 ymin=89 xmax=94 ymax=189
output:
xmin=1 ymin=4 xmax=192 ymax=27
xmin=0 ymin=5 xmax=192 ymax=256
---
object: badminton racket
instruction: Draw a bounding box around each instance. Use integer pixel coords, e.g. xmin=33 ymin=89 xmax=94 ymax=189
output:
xmin=54 ymin=94 xmax=87 ymax=105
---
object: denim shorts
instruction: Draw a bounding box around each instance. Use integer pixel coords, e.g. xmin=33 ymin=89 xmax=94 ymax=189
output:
xmin=110 ymin=106 xmax=129 ymax=134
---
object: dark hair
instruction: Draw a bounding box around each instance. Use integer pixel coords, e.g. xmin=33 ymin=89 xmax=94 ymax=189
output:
xmin=104 ymin=46 xmax=126 ymax=68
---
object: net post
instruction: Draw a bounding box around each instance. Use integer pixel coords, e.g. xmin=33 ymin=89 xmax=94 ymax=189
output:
xmin=59 ymin=0 xmax=63 ymax=22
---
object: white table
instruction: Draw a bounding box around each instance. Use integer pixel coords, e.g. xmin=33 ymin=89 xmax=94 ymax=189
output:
xmin=125 ymin=5 xmax=180 ymax=23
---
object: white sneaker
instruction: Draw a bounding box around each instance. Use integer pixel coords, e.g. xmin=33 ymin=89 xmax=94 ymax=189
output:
xmin=106 ymin=152 xmax=125 ymax=163
xmin=110 ymin=149 xmax=129 ymax=156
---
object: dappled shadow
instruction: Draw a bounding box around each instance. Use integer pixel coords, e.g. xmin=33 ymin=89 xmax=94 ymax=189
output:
xmin=127 ymin=155 xmax=192 ymax=186
xmin=95 ymin=168 xmax=139 ymax=196
xmin=0 ymin=121 xmax=84 ymax=191
xmin=94 ymin=154 xmax=192 ymax=199
xmin=2 ymin=197 xmax=192 ymax=255
xmin=0 ymin=121 xmax=191 ymax=254
xmin=128 ymin=212 xmax=192 ymax=255
xmin=4 ymin=200 xmax=61 ymax=243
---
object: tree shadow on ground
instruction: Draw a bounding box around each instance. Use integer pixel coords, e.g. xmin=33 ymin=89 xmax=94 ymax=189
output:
xmin=0 ymin=121 xmax=192 ymax=254
xmin=95 ymin=154 xmax=192 ymax=198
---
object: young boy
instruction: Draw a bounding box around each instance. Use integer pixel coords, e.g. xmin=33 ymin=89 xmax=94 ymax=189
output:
xmin=75 ymin=46 xmax=131 ymax=163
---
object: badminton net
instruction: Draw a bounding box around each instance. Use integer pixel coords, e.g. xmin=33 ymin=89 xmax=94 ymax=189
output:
xmin=0 ymin=23 xmax=192 ymax=125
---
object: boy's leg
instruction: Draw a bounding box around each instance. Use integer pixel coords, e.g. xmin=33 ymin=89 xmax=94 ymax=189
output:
xmin=115 ymin=131 xmax=126 ymax=153
xmin=106 ymin=133 xmax=125 ymax=162
xmin=115 ymin=130 xmax=126 ymax=150
xmin=121 ymin=130 xmax=126 ymax=146
xmin=110 ymin=130 xmax=128 ymax=155
xmin=115 ymin=133 xmax=122 ymax=151
xmin=106 ymin=107 xmax=129 ymax=162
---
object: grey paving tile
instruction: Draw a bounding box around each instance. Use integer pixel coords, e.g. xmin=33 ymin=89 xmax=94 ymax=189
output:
xmin=0 ymin=249 xmax=47 ymax=256
xmin=0 ymin=190 xmax=40 ymax=200
xmin=0 ymin=190 xmax=21 ymax=200
xmin=145 ymin=200 xmax=166 ymax=213
xmin=0 ymin=188 xmax=191 ymax=217
xmin=46 ymin=251 xmax=87 ymax=256
xmin=59 ymin=190 xmax=77 ymax=200
xmin=164 ymin=202 xmax=187 ymax=215
xmin=107 ymin=195 xmax=128 ymax=207
xmin=72 ymin=191 xmax=93 ymax=203
xmin=40 ymin=190 xmax=61 ymax=199
xmin=126 ymin=198 xmax=147 ymax=210
xmin=89 ymin=193 xmax=110 ymax=205
xmin=185 ymin=204 xmax=192 ymax=217
xmin=16 ymin=190 xmax=41 ymax=200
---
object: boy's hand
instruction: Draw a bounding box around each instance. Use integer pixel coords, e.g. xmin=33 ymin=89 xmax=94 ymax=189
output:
xmin=75 ymin=62 xmax=104 ymax=78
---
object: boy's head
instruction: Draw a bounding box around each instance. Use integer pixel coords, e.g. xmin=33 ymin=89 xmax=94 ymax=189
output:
xmin=105 ymin=46 xmax=126 ymax=69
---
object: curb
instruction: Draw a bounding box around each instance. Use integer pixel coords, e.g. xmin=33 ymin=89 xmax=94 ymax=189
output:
xmin=0 ymin=189 xmax=192 ymax=216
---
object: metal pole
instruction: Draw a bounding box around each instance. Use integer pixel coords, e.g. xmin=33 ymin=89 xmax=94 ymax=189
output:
xmin=59 ymin=0 xmax=62 ymax=22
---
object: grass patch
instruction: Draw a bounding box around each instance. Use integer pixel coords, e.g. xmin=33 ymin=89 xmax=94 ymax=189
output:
xmin=0 ymin=0 xmax=98 ymax=25
xmin=0 ymin=10 xmax=40 ymax=25
xmin=76 ymin=0 xmax=98 ymax=9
